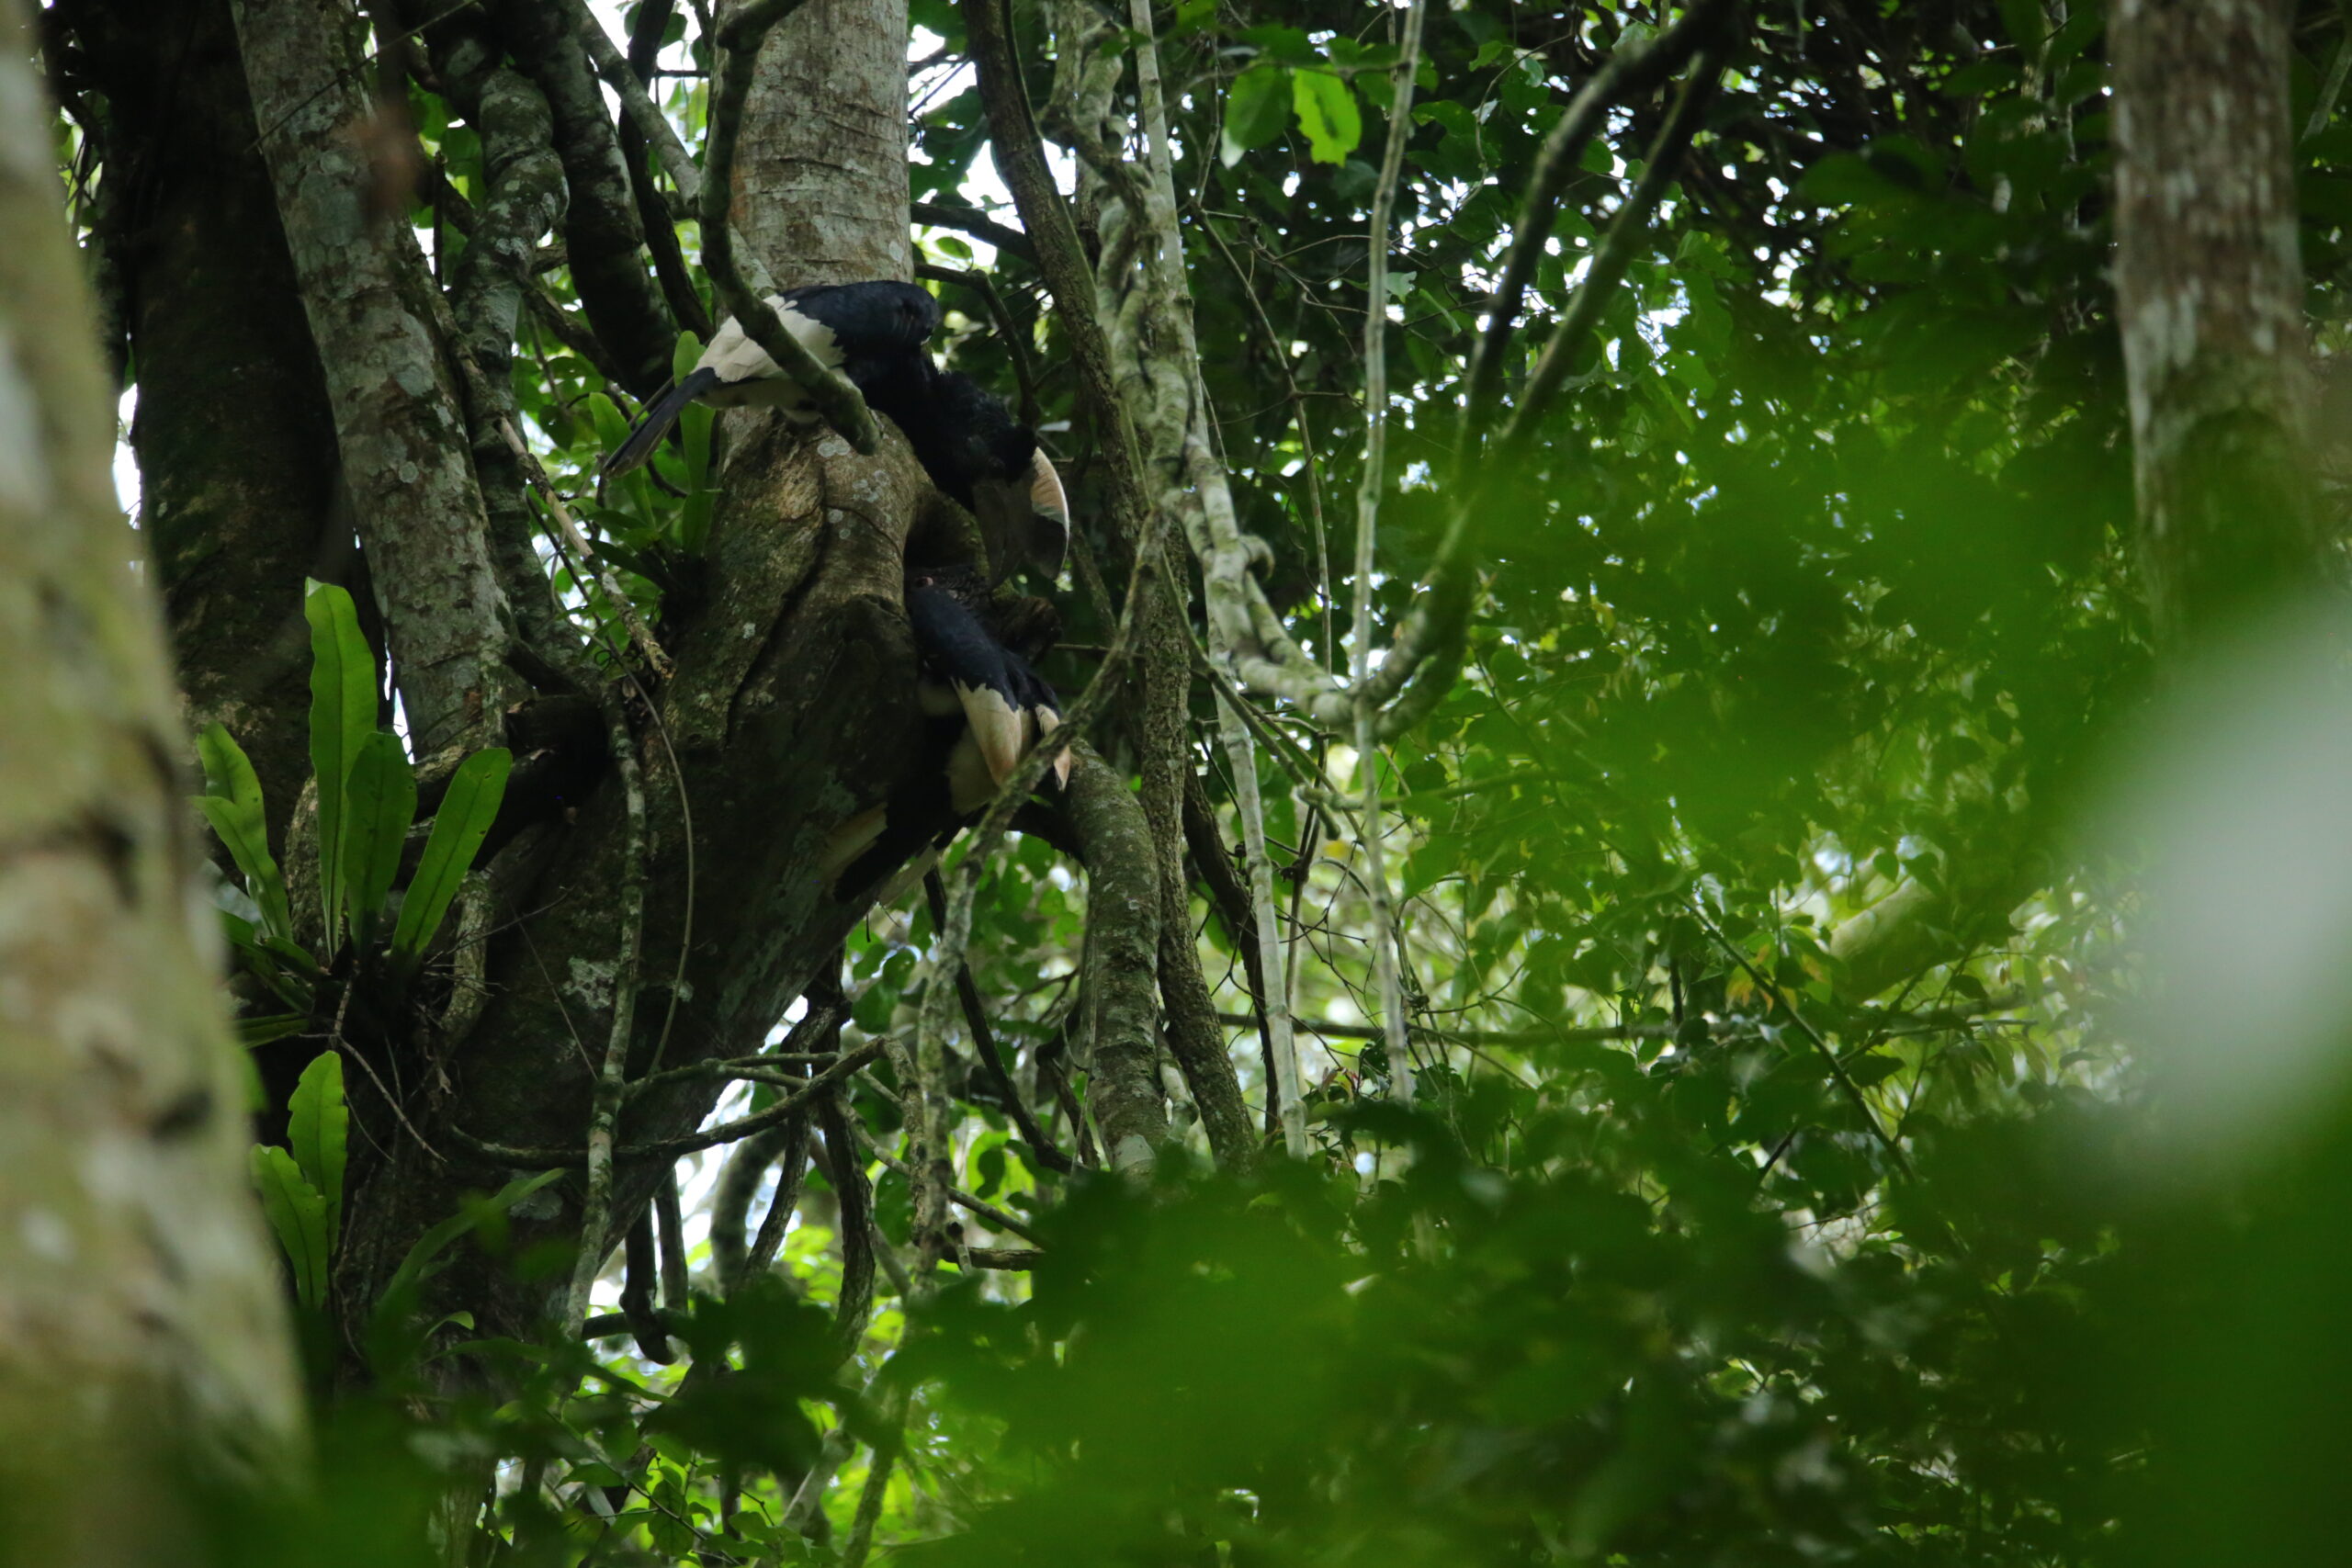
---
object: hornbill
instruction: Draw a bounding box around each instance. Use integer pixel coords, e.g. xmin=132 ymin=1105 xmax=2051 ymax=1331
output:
xmin=600 ymin=279 xmax=1068 ymax=581
xmin=821 ymin=565 xmax=1072 ymax=905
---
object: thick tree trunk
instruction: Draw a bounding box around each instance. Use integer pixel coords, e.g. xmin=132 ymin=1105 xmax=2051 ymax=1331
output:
xmin=69 ymin=0 xmax=343 ymax=852
xmin=329 ymin=0 xmax=945 ymax=1349
xmin=737 ymin=0 xmax=910 ymax=283
xmin=2111 ymin=0 xmax=2321 ymax=643
xmin=232 ymin=0 xmax=526 ymax=750
xmin=0 ymin=0 xmax=301 ymax=1551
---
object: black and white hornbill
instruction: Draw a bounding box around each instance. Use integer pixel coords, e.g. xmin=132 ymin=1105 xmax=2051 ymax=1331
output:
xmin=821 ymin=566 xmax=1072 ymax=904
xmin=600 ymin=279 xmax=1069 ymax=581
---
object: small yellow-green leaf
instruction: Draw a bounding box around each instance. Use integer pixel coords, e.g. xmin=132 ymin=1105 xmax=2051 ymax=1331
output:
xmin=1292 ymin=69 xmax=1362 ymax=164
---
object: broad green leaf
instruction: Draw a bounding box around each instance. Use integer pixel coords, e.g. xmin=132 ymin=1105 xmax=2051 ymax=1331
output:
xmin=587 ymin=390 xmax=631 ymax=452
xmin=195 ymin=797 xmax=292 ymax=947
xmin=194 ymin=723 xmax=292 ymax=942
xmin=236 ymin=1013 xmax=310 ymax=1048
xmin=390 ymin=747 xmax=512 ymax=964
xmin=250 ymin=1145 xmax=330 ymax=1309
xmin=1292 ymin=69 xmax=1362 ymax=164
xmin=681 ymin=399 xmax=713 ymax=487
xmin=1222 ymin=65 xmax=1294 ymax=165
xmin=377 ymin=1168 xmax=565 ymax=1312
xmin=305 ymin=581 xmax=376 ymax=954
xmin=341 ymin=729 xmax=417 ymax=947
xmin=287 ymin=1050 xmax=348 ymax=1253
xmin=669 ymin=331 xmax=706 ymax=386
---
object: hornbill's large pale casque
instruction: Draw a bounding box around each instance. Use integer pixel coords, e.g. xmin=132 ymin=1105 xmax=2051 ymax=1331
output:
xmin=600 ymin=279 xmax=1069 ymax=581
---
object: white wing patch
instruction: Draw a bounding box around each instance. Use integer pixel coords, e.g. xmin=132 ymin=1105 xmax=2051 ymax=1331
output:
xmin=956 ymin=681 xmax=1026 ymax=784
xmin=694 ymin=296 xmax=843 ymax=408
xmin=1035 ymin=706 xmax=1073 ymax=788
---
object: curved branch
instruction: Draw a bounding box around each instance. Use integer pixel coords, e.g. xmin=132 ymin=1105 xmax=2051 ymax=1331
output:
xmin=494 ymin=0 xmax=678 ymax=394
xmin=1368 ymin=47 xmax=1729 ymax=736
xmin=449 ymin=1038 xmax=891 ymax=1168
xmin=566 ymin=0 xmax=702 ymax=209
xmin=910 ymin=200 xmax=1039 ymax=265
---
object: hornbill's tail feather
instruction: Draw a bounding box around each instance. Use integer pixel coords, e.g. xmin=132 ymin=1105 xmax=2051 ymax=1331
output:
xmin=600 ymin=366 xmax=722 ymax=479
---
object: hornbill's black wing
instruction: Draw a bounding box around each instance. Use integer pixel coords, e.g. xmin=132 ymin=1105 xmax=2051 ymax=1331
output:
xmin=600 ymin=280 xmax=942 ymax=479
xmin=821 ymin=577 xmax=1071 ymax=903
xmin=904 ymin=580 xmax=1069 ymax=790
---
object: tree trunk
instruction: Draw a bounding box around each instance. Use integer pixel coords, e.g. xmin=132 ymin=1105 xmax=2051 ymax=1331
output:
xmin=0 ymin=0 xmax=302 ymax=1551
xmin=69 ymin=0 xmax=344 ymax=856
xmin=2111 ymin=0 xmax=2321 ymax=643
xmin=738 ymin=0 xmax=910 ymax=283
xmin=232 ymin=0 xmax=527 ymax=751
xmin=315 ymin=0 xmax=954 ymax=1352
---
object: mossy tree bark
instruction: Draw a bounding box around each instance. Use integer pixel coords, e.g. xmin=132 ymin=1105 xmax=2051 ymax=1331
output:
xmin=0 ymin=0 xmax=303 ymax=1551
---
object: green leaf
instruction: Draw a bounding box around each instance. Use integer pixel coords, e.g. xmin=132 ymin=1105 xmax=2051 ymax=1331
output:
xmin=390 ymin=748 xmax=512 ymax=965
xmin=1292 ymin=69 xmax=1362 ymax=164
xmin=341 ymin=729 xmax=417 ymax=948
xmin=251 ymin=1145 xmax=331 ymax=1309
xmin=669 ymin=332 xmax=706 ymax=386
xmin=305 ymin=581 xmax=377 ymax=955
xmin=287 ymin=1050 xmax=348 ymax=1253
xmin=377 ymin=1168 xmax=565 ymax=1311
xmin=1222 ymin=65 xmax=1294 ymax=165
xmin=194 ymin=723 xmax=292 ymax=942
xmin=237 ymin=1013 xmax=310 ymax=1048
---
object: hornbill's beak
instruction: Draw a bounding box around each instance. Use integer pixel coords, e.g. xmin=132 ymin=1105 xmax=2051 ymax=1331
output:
xmin=974 ymin=450 xmax=1069 ymax=586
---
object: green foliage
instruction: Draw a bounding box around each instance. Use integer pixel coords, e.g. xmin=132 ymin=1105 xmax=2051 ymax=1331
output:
xmin=122 ymin=0 xmax=2352 ymax=1562
xmin=251 ymin=1145 xmax=332 ymax=1309
xmin=341 ymin=732 xmax=416 ymax=953
xmin=388 ymin=746 xmax=510 ymax=969
xmin=197 ymin=586 xmax=512 ymax=1014
xmin=286 ymin=1051 xmax=349 ymax=1253
xmin=305 ymin=580 xmax=375 ymax=953
xmin=196 ymin=721 xmax=292 ymax=944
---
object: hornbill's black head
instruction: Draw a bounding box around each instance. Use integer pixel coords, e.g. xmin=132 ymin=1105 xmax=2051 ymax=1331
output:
xmin=910 ymin=372 xmax=1068 ymax=588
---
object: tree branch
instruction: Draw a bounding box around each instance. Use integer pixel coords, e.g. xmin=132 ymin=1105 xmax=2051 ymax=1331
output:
xmin=1366 ymin=45 xmax=1729 ymax=737
xmin=564 ymin=690 xmax=652 ymax=1327
xmin=920 ymin=872 xmax=1073 ymax=1172
xmin=910 ymin=199 xmax=1039 ymax=265
xmin=450 ymin=1039 xmax=891 ymax=1168
xmin=565 ymin=0 xmax=703 ymax=209
xmin=1458 ymin=0 xmax=1736 ymax=447
xmin=232 ymin=0 xmax=525 ymax=750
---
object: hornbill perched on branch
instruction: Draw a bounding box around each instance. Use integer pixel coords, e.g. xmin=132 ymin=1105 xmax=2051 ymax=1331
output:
xmin=600 ymin=279 xmax=1069 ymax=581
xmin=822 ymin=564 xmax=1072 ymax=905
